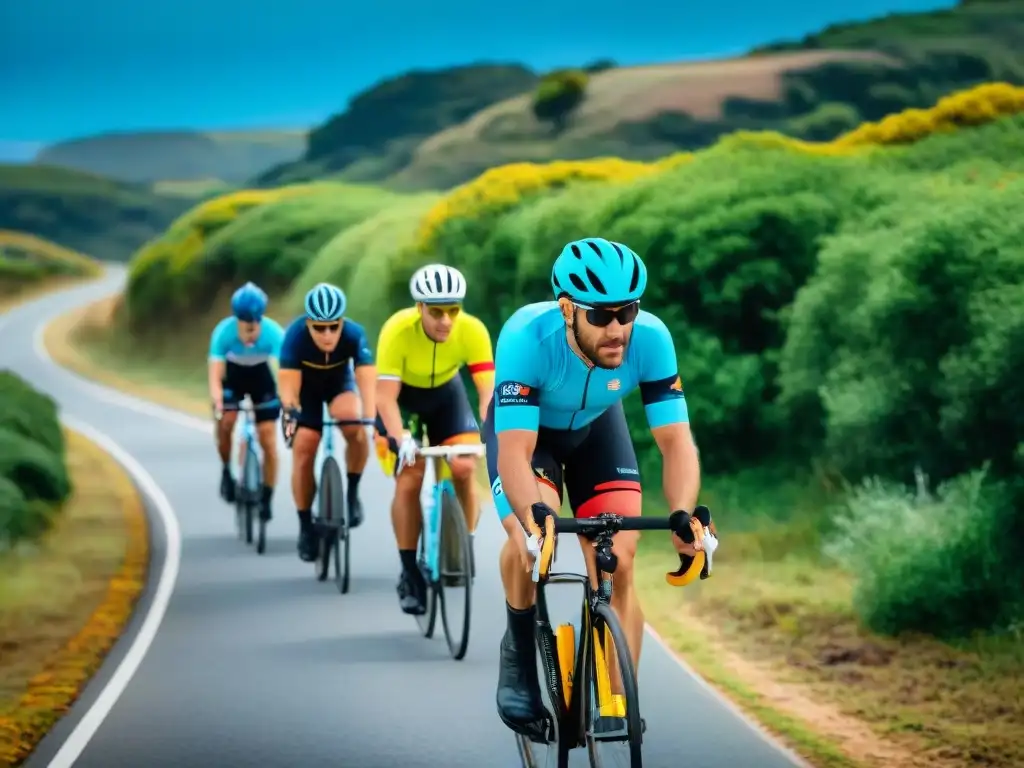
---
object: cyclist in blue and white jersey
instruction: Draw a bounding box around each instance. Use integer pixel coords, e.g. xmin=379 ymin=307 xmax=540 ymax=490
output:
xmin=482 ymin=237 xmax=707 ymax=734
xmin=208 ymin=282 xmax=285 ymax=520
xmin=278 ymin=283 xmax=377 ymax=563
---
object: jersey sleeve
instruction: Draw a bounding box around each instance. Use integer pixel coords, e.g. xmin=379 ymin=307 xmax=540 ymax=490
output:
xmin=493 ymin=317 xmax=542 ymax=433
xmin=635 ymin=313 xmax=689 ymax=429
xmin=264 ymin=318 xmax=285 ymax=360
xmin=208 ymin=318 xmax=232 ymax=362
xmin=462 ymin=315 xmax=495 ymax=376
xmin=278 ymin=320 xmax=304 ymax=370
xmin=375 ymin=314 xmax=404 ymax=380
xmin=349 ymin=321 xmax=374 ymax=367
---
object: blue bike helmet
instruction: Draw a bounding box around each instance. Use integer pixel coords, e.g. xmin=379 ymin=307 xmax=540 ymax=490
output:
xmin=304 ymin=282 xmax=346 ymax=322
xmin=231 ymin=281 xmax=268 ymax=322
xmin=551 ymin=238 xmax=647 ymax=307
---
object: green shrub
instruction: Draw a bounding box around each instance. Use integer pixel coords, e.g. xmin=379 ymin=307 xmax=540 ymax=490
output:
xmin=532 ymin=69 xmax=589 ymax=130
xmin=0 ymin=371 xmax=65 ymax=457
xmin=788 ymin=102 xmax=862 ymax=141
xmin=0 ymin=428 xmax=69 ymax=506
xmin=0 ymin=475 xmax=31 ymax=547
xmin=825 ymin=468 xmax=1023 ymax=637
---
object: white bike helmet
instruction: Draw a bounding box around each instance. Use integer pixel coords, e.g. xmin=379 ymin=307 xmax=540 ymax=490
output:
xmin=410 ymin=264 xmax=467 ymax=304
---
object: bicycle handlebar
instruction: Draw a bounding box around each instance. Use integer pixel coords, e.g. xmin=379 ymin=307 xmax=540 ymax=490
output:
xmin=322 ymin=417 xmax=376 ymax=427
xmin=416 ymin=444 xmax=486 ymax=458
xmin=531 ymin=507 xmax=717 ymax=588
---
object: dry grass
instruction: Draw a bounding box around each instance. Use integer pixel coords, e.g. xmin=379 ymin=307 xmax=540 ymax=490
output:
xmin=0 ymin=429 xmax=148 ymax=766
xmin=637 ymin=553 xmax=1024 ymax=768
xmin=408 ymin=50 xmax=894 ymax=166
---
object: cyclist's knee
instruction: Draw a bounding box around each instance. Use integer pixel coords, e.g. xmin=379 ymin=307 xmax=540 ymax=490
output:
xmin=341 ymin=424 xmax=366 ymax=443
xmin=449 ymin=456 xmax=475 ymax=482
xmin=292 ymin=430 xmax=319 ymax=464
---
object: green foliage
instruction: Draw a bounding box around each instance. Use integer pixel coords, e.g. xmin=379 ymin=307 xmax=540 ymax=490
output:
xmin=0 ymin=372 xmax=70 ymax=547
xmin=0 ymin=164 xmax=191 ymax=261
xmin=261 ymin=64 xmax=539 ymax=186
xmin=825 ymin=469 xmax=1023 ymax=637
xmin=787 ymin=102 xmax=862 ymax=141
xmin=532 ymin=70 xmax=589 ymax=130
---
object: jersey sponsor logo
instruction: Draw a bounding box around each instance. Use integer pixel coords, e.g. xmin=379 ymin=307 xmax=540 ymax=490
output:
xmin=670 ymin=375 xmax=683 ymax=391
xmin=497 ymin=380 xmax=538 ymax=407
xmin=607 ymin=378 xmax=621 ymax=391
xmin=616 ymin=466 xmax=640 ymax=476
xmin=491 ymin=476 xmax=504 ymax=497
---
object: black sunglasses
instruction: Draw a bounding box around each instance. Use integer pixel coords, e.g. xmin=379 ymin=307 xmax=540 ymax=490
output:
xmin=573 ymin=301 xmax=640 ymax=327
xmin=310 ymin=322 xmax=341 ymax=334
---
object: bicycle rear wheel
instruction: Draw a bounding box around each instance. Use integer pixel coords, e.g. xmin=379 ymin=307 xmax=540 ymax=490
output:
xmin=437 ymin=484 xmax=472 ymax=660
xmin=333 ymin=508 xmax=351 ymax=594
xmin=585 ymin=602 xmax=643 ymax=767
xmin=316 ymin=456 xmax=344 ymax=582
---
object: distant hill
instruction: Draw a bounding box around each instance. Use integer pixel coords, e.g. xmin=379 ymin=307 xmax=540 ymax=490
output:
xmin=0 ymin=229 xmax=101 ymax=291
xmin=34 ymin=129 xmax=306 ymax=184
xmin=0 ymin=165 xmax=192 ymax=261
xmin=255 ymin=63 xmax=539 ymax=186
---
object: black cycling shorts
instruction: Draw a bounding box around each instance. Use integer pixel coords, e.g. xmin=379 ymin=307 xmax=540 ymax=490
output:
xmin=482 ymin=398 xmax=641 ymax=522
xmin=375 ymin=374 xmax=480 ymax=445
xmin=222 ymin=363 xmax=280 ymax=423
xmin=297 ymin=364 xmax=357 ymax=432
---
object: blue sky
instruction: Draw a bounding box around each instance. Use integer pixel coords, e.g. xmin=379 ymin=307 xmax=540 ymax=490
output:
xmin=2 ymin=0 xmax=954 ymax=150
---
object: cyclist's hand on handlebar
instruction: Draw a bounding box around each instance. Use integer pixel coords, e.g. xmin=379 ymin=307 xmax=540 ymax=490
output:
xmin=667 ymin=506 xmax=719 ymax=586
xmin=211 ymin=396 xmax=224 ymax=420
xmin=391 ymin=432 xmax=418 ymax=475
xmin=281 ymin=407 xmax=300 ymax=444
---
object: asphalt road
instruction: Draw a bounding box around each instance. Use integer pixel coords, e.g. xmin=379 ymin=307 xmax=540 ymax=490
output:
xmin=2 ymin=268 xmax=808 ymax=768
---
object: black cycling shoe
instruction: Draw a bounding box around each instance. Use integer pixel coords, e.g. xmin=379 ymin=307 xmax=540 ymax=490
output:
xmin=219 ymin=469 xmax=235 ymax=504
xmin=259 ymin=498 xmax=273 ymax=522
xmin=396 ymin=570 xmax=426 ymax=615
xmin=297 ymin=527 xmax=318 ymax=562
xmin=347 ymin=494 xmax=363 ymax=529
xmin=496 ymin=630 xmax=547 ymax=735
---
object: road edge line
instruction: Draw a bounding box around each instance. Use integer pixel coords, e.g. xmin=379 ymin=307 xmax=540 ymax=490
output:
xmin=43 ymin=417 xmax=182 ymax=768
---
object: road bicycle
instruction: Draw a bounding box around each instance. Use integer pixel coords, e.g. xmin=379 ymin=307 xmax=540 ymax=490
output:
xmin=311 ymin=413 xmax=375 ymax=592
xmin=409 ymin=442 xmax=486 ymax=661
xmin=215 ymin=395 xmax=276 ymax=554
xmin=514 ymin=506 xmax=716 ymax=768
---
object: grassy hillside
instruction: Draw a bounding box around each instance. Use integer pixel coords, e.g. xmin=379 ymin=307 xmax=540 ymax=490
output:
xmin=0 ymin=230 xmax=100 ymax=304
xmin=35 ymin=129 xmax=306 ymax=185
xmin=65 ymin=81 xmax=1024 ymax=766
xmin=0 ymin=165 xmax=192 ymax=261
xmin=256 ymin=63 xmax=538 ymax=187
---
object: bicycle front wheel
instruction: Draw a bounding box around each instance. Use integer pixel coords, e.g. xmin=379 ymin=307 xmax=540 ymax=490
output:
xmin=243 ymin=448 xmax=266 ymax=555
xmin=437 ymin=485 xmax=472 ymax=660
xmin=316 ymin=456 xmax=344 ymax=582
xmin=333 ymin=511 xmax=351 ymax=594
xmin=585 ymin=602 xmax=643 ymax=768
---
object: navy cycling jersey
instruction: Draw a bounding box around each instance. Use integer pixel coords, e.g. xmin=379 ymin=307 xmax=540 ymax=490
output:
xmin=493 ymin=301 xmax=688 ymax=433
xmin=279 ymin=316 xmax=374 ymax=372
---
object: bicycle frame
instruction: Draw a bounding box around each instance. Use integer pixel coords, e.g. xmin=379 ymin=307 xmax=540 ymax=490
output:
xmin=416 ymin=443 xmax=485 ymax=582
xmin=236 ymin=396 xmax=260 ymax=473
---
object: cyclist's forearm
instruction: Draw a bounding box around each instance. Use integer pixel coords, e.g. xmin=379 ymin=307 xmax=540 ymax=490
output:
xmin=207 ymin=360 xmax=225 ymax=402
xmin=657 ymin=426 xmax=700 ymax=512
xmin=497 ymin=451 xmax=542 ymax=527
xmin=278 ymin=369 xmax=301 ymax=410
xmin=354 ymin=364 xmax=376 ymax=419
xmin=472 ymin=373 xmax=494 ymax=419
xmin=378 ymin=399 xmax=403 ymax=439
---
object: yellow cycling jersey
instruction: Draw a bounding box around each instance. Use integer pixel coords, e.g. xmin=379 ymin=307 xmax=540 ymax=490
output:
xmin=376 ymin=306 xmax=495 ymax=389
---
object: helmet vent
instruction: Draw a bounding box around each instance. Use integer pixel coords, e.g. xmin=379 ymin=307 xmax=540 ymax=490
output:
xmin=569 ymin=273 xmax=588 ymax=292
xmin=570 ymin=244 xmax=583 ymax=259
xmin=611 ymin=242 xmax=625 ymax=265
xmin=628 ymin=255 xmax=641 ymax=293
xmin=585 ymin=267 xmax=607 ymax=296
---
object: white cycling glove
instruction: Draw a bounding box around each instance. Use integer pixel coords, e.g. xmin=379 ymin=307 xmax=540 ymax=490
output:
xmin=395 ymin=432 xmax=419 ymax=474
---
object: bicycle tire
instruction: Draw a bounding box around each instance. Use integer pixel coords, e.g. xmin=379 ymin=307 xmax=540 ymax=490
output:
xmin=243 ymin=447 xmax=266 ymax=555
xmin=333 ymin=511 xmax=350 ymax=594
xmin=316 ymin=456 xmax=344 ymax=582
xmin=585 ymin=602 xmax=643 ymax=767
xmin=438 ymin=486 xmax=472 ymax=660
xmin=414 ymin=524 xmax=439 ymax=638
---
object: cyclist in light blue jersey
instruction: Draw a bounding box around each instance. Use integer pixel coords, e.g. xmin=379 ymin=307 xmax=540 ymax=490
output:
xmin=482 ymin=237 xmax=707 ymax=736
xmin=208 ymin=282 xmax=285 ymax=520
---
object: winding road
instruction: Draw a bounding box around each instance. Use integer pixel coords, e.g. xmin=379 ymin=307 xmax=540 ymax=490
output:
xmin=2 ymin=267 xmax=808 ymax=768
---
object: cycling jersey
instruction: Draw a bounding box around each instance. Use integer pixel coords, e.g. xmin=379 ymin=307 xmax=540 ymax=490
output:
xmin=376 ymin=307 xmax=494 ymax=389
xmin=208 ymin=316 xmax=285 ymax=366
xmin=493 ymin=301 xmax=688 ymax=433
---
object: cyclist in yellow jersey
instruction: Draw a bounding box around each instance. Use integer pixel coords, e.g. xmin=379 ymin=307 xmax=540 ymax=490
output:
xmin=375 ymin=264 xmax=495 ymax=616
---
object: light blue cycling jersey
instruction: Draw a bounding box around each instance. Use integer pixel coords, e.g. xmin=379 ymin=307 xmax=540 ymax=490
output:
xmin=493 ymin=301 xmax=689 ymax=433
xmin=208 ymin=316 xmax=285 ymax=367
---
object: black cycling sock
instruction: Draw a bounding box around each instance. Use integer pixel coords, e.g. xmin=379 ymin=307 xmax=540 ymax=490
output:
xmin=347 ymin=472 xmax=361 ymax=495
xmin=261 ymin=485 xmax=273 ymax=502
xmin=297 ymin=509 xmax=312 ymax=529
xmin=399 ymin=548 xmax=418 ymax=575
xmin=507 ymin=602 xmax=536 ymax=653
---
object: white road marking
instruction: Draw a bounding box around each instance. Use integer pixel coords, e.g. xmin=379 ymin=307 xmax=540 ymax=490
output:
xmin=46 ymin=416 xmax=183 ymax=768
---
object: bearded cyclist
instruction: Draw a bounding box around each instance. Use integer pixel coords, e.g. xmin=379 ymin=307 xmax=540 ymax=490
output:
xmin=482 ymin=237 xmax=707 ymax=734
xmin=208 ymin=282 xmax=285 ymax=521
xmin=278 ymin=283 xmax=377 ymax=562
xmin=374 ymin=264 xmax=495 ymax=615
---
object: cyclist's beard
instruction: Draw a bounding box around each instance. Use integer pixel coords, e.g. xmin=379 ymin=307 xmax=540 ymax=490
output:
xmin=572 ymin=317 xmax=628 ymax=370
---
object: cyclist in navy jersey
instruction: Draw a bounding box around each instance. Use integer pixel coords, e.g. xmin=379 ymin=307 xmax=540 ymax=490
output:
xmin=482 ymin=237 xmax=708 ymax=735
xmin=278 ymin=283 xmax=376 ymax=563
